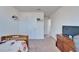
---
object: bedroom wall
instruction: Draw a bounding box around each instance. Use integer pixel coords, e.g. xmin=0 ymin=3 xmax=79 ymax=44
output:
xmin=44 ymin=17 xmax=51 ymax=35
xmin=44 ymin=17 xmax=49 ymax=35
xmin=18 ymin=12 xmax=44 ymax=39
xmin=50 ymin=7 xmax=79 ymax=39
xmin=0 ymin=6 xmax=19 ymax=36
xmin=0 ymin=7 xmax=44 ymax=39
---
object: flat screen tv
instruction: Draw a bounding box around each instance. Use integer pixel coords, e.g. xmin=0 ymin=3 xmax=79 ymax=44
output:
xmin=62 ymin=26 xmax=79 ymax=36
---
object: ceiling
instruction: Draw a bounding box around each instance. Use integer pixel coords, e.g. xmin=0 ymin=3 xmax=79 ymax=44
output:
xmin=14 ymin=6 xmax=61 ymax=17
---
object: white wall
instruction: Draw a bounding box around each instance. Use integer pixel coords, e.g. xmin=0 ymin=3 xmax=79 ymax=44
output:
xmin=44 ymin=17 xmax=51 ymax=35
xmin=50 ymin=7 xmax=79 ymax=39
xmin=0 ymin=7 xmax=44 ymax=39
xmin=44 ymin=17 xmax=49 ymax=34
xmin=18 ymin=12 xmax=44 ymax=39
xmin=0 ymin=7 xmax=19 ymax=36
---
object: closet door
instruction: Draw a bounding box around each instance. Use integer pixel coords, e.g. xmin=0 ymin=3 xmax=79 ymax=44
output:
xmin=19 ymin=17 xmax=44 ymax=39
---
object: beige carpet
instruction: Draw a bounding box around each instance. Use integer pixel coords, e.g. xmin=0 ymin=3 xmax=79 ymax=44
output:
xmin=29 ymin=37 xmax=60 ymax=52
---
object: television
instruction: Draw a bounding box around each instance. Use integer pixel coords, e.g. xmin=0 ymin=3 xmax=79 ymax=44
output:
xmin=62 ymin=26 xmax=79 ymax=36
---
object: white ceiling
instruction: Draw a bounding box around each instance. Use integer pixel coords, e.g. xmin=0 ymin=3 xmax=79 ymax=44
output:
xmin=14 ymin=6 xmax=61 ymax=17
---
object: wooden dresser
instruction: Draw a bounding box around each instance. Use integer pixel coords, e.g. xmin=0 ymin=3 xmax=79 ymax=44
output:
xmin=56 ymin=34 xmax=75 ymax=52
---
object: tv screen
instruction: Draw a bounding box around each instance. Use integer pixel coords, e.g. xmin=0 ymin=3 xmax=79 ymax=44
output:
xmin=62 ymin=26 xmax=79 ymax=36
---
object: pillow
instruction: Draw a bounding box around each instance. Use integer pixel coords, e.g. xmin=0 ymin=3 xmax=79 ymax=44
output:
xmin=69 ymin=35 xmax=72 ymax=39
xmin=73 ymin=35 xmax=79 ymax=39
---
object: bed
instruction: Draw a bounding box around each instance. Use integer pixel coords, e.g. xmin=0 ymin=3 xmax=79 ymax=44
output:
xmin=0 ymin=35 xmax=29 ymax=52
xmin=73 ymin=35 xmax=79 ymax=52
xmin=61 ymin=26 xmax=79 ymax=52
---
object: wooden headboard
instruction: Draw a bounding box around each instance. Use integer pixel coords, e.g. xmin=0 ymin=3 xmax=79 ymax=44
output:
xmin=1 ymin=35 xmax=29 ymax=47
xmin=56 ymin=34 xmax=75 ymax=52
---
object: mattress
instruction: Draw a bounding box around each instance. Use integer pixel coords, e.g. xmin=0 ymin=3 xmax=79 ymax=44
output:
xmin=0 ymin=40 xmax=28 ymax=52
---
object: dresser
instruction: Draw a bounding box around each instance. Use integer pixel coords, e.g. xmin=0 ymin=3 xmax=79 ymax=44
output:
xmin=56 ymin=34 xmax=75 ymax=52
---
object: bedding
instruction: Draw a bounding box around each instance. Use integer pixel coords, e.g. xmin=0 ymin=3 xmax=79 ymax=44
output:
xmin=73 ymin=35 xmax=79 ymax=52
xmin=0 ymin=40 xmax=28 ymax=52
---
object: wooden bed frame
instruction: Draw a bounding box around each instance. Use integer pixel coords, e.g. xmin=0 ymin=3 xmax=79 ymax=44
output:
xmin=1 ymin=35 xmax=29 ymax=48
